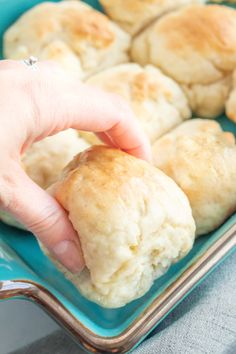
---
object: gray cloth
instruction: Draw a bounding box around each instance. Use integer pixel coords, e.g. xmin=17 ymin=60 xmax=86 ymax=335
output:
xmin=11 ymin=253 xmax=236 ymax=354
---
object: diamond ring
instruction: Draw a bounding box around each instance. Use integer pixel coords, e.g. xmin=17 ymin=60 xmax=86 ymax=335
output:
xmin=23 ymin=56 xmax=38 ymax=68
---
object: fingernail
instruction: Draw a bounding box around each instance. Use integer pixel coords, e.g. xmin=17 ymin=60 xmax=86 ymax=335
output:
xmin=53 ymin=240 xmax=84 ymax=273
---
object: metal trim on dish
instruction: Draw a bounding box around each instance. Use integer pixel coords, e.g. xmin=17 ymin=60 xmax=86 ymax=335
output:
xmin=0 ymin=224 xmax=235 ymax=354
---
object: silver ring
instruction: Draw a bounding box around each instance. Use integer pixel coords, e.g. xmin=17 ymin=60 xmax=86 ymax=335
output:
xmin=23 ymin=56 xmax=38 ymax=67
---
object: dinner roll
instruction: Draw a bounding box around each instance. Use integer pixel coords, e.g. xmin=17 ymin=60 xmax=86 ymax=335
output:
xmin=0 ymin=129 xmax=89 ymax=229
xmin=85 ymin=64 xmax=191 ymax=144
xmin=100 ymin=0 xmax=206 ymax=35
xmin=22 ymin=129 xmax=89 ymax=190
xmin=152 ymin=119 xmax=236 ymax=236
xmin=131 ymin=5 xmax=236 ymax=118
xmin=4 ymin=1 xmax=130 ymax=79
xmin=46 ymin=145 xmax=195 ymax=308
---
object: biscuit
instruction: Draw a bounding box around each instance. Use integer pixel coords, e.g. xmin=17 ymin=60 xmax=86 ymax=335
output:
xmin=22 ymin=129 xmax=89 ymax=190
xmin=45 ymin=145 xmax=195 ymax=308
xmin=4 ymin=1 xmax=130 ymax=79
xmin=0 ymin=129 xmax=89 ymax=229
xmin=86 ymin=64 xmax=191 ymax=143
xmin=100 ymin=0 xmax=206 ymax=35
xmin=152 ymin=119 xmax=236 ymax=236
xmin=131 ymin=5 xmax=236 ymax=117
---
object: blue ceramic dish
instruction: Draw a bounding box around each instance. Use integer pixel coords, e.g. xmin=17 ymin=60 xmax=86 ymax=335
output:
xmin=0 ymin=1 xmax=236 ymax=353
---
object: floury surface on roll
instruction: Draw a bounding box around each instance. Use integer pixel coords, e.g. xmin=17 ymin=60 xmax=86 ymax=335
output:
xmin=45 ymin=146 xmax=195 ymax=308
xmin=3 ymin=1 xmax=130 ymax=79
xmin=131 ymin=4 xmax=236 ymax=118
xmin=100 ymin=0 xmax=206 ymax=35
xmin=85 ymin=64 xmax=191 ymax=144
xmin=0 ymin=129 xmax=89 ymax=229
xmin=152 ymin=119 xmax=236 ymax=237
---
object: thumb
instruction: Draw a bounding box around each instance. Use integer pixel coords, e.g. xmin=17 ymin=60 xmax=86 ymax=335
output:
xmin=0 ymin=162 xmax=84 ymax=273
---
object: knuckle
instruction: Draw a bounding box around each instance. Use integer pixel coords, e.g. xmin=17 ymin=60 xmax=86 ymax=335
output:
xmin=27 ymin=204 xmax=62 ymax=237
xmin=0 ymin=172 xmax=17 ymax=210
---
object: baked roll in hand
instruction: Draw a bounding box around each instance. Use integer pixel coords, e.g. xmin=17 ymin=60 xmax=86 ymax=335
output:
xmin=44 ymin=145 xmax=195 ymax=308
xmin=3 ymin=0 xmax=130 ymax=79
xmin=131 ymin=5 xmax=236 ymax=118
xmin=85 ymin=64 xmax=191 ymax=144
xmin=152 ymin=119 xmax=236 ymax=236
xmin=100 ymin=0 xmax=206 ymax=36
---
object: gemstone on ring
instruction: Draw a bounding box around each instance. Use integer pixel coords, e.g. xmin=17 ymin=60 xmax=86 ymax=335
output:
xmin=23 ymin=56 xmax=38 ymax=66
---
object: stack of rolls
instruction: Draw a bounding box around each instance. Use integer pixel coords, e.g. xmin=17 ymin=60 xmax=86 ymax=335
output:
xmin=131 ymin=4 xmax=236 ymax=118
xmin=1 ymin=0 xmax=236 ymax=308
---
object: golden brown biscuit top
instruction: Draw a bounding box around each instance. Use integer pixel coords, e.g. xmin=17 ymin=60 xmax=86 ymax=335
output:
xmin=59 ymin=6 xmax=115 ymax=49
xmin=100 ymin=69 xmax=169 ymax=101
xmin=6 ymin=1 xmax=116 ymax=50
xmin=53 ymin=145 xmax=160 ymax=207
xmin=88 ymin=64 xmax=177 ymax=103
xmin=157 ymin=5 xmax=236 ymax=63
xmin=60 ymin=145 xmax=148 ymax=181
xmin=130 ymin=72 xmax=168 ymax=101
xmin=100 ymin=0 xmax=206 ymax=35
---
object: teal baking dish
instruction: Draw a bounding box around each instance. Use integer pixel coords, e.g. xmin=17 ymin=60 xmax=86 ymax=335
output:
xmin=0 ymin=1 xmax=235 ymax=353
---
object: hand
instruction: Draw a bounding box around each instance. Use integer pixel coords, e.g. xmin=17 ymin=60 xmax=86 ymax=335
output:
xmin=0 ymin=60 xmax=151 ymax=273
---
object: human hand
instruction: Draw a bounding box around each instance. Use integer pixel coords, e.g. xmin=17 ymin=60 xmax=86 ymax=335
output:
xmin=0 ymin=60 xmax=151 ymax=273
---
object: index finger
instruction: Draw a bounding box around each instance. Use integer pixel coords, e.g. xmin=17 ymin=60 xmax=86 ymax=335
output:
xmin=25 ymin=63 xmax=152 ymax=161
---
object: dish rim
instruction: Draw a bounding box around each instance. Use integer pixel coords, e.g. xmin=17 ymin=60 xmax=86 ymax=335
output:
xmin=1 ymin=223 xmax=235 ymax=354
